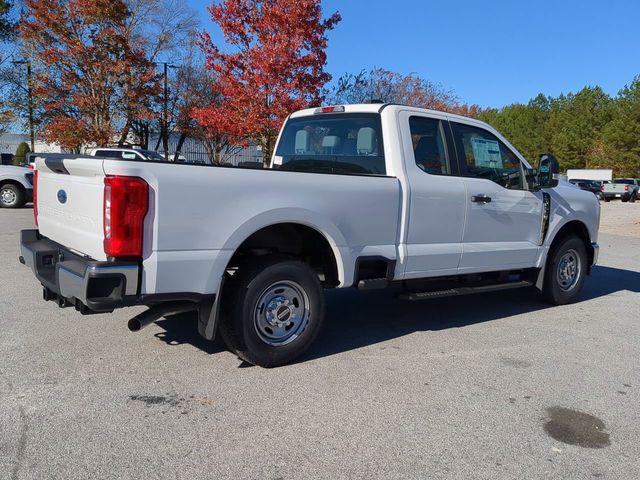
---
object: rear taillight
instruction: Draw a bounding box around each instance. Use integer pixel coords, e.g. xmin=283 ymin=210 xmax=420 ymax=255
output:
xmin=33 ymin=170 xmax=38 ymax=226
xmin=600 ymin=184 xmax=604 ymax=191
xmin=103 ymin=176 xmax=148 ymax=258
xmin=624 ymin=185 xmax=629 ymax=192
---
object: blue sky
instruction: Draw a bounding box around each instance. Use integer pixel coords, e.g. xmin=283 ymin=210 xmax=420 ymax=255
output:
xmin=193 ymin=0 xmax=640 ymax=108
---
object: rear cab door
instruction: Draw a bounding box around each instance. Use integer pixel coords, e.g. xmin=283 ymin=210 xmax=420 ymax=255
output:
xmin=396 ymin=109 xmax=466 ymax=278
xmin=448 ymin=119 xmax=544 ymax=272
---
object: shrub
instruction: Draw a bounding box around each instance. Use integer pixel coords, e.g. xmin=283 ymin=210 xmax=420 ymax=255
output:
xmin=13 ymin=142 xmax=30 ymax=165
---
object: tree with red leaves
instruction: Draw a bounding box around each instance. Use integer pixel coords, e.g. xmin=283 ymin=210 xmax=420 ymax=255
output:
xmin=20 ymin=0 xmax=160 ymax=151
xmin=195 ymin=0 xmax=341 ymax=165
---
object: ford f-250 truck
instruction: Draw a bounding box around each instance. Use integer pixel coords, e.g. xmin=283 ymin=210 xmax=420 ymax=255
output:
xmin=19 ymin=104 xmax=600 ymax=367
xmin=602 ymin=178 xmax=639 ymax=202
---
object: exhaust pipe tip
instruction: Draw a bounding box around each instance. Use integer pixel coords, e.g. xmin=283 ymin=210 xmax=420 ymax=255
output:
xmin=128 ymin=318 xmax=143 ymax=332
xmin=128 ymin=301 xmax=198 ymax=333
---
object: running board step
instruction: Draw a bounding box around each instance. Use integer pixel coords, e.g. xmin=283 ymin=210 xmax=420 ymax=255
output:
xmin=399 ymin=280 xmax=534 ymax=301
xmin=358 ymin=278 xmax=390 ymax=290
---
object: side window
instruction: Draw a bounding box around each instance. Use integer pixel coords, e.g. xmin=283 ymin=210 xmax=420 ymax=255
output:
xmin=409 ymin=116 xmax=450 ymax=175
xmin=452 ymin=123 xmax=524 ymax=190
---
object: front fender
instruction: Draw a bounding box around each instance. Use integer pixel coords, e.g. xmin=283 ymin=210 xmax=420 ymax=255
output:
xmin=544 ymin=187 xmax=600 ymax=249
xmin=534 ymin=186 xmax=600 ymax=288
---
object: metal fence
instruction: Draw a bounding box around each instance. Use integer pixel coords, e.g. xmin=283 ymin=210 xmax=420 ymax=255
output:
xmin=0 ymin=132 xmax=266 ymax=166
xmin=149 ymin=135 xmax=264 ymax=166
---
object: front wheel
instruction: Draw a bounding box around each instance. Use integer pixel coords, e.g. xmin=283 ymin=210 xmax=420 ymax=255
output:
xmin=219 ymin=258 xmax=325 ymax=367
xmin=0 ymin=184 xmax=25 ymax=208
xmin=542 ymin=235 xmax=588 ymax=305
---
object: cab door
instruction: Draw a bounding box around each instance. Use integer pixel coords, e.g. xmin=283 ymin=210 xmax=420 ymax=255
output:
xmin=449 ymin=120 xmax=544 ymax=273
xmin=398 ymin=111 xmax=466 ymax=278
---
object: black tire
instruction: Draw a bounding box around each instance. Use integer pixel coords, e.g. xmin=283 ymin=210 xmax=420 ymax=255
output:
xmin=629 ymin=192 xmax=636 ymax=203
xmin=219 ymin=257 xmax=325 ymax=367
xmin=0 ymin=184 xmax=25 ymax=208
xmin=604 ymin=197 xmax=610 ymax=202
xmin=542 ymin=235 xmax=588 ymax=305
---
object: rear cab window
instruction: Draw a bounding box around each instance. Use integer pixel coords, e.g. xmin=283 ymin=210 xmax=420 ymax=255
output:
xmin=408 ymin=116 xmax=450 ymax=175
xmin=274 ymin=113 xmax=386 ymax=176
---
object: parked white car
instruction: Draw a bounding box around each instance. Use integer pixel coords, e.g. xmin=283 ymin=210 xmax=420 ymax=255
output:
xmin=0 ymin=164 xmax=34 ymax=208
xmin=20 ymin=104 xmax=600 ymax=367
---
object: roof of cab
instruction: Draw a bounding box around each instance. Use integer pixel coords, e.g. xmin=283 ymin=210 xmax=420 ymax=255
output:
xmin=290 ymin=103 xmax=383 ymax=118
xmin=290 ymin=103 xmax=488 ymax=127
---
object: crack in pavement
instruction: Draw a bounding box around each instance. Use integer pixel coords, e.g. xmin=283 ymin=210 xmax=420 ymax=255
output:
xmin=11 ymin=405 xmax=28 ymax=480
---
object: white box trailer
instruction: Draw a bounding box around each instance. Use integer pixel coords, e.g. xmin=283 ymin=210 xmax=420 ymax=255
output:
xmin=566 ymin=169 xmax=613 ymax=181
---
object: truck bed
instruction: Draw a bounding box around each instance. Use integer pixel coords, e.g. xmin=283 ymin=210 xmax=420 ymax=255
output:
xmin=34 ymin=155 xmax=402 ymax=295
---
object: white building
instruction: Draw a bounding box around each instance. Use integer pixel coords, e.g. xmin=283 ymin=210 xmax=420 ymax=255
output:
xmin=0 ymin=133 xmax=62 ymax=156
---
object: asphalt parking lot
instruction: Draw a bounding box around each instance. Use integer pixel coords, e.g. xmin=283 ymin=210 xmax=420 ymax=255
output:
xmin=1 ymin=204 xmax=639 ymax=480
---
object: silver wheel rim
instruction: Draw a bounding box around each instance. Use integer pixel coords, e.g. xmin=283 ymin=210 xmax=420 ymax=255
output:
xmin=556 ymin=249 xmax=581 ymax=292
xmin=1 ymin=188 xmax=17 ymax=206
xmin=253 ymin=280 xmax=310 ymax=346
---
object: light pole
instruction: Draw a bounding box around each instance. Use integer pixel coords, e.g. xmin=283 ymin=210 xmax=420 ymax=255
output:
xmin=12 ymin=59 xmax=35 ymax=152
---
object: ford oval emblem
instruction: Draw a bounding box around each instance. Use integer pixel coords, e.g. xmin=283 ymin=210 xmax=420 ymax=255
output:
xmin=57 ymin=189 xmax=67 ymax=204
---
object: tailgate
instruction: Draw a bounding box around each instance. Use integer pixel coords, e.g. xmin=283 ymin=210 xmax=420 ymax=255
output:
xmin=35 ymin=155 xmax=107 ymax=261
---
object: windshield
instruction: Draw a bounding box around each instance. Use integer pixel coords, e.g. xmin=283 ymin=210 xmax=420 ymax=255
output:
xmin=274 ymin=113 xmax=386 ymax=175
xmin=614 ymin=179 xmax=634 ymax=185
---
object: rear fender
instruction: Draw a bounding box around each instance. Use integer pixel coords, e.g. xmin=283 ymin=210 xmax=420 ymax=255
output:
xmin=210 ymin=207 xmax=349 ymax=289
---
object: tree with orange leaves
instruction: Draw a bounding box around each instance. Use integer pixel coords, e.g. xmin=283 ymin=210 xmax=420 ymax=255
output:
xmin=20 ymin=0 xmax=160 ymax=151
xmin=195 ymin=0 xmax=341 ymax=165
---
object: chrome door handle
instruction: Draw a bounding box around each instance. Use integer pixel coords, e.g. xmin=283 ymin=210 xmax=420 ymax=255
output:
xmin=471 ymin=194 xmax=492 ymax=203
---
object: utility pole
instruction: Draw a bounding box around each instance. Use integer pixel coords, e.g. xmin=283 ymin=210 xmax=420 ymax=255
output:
xmin=159 ymin=62 xmax=178 ymax=160
xmin=162 ymin=62 xmax=168 ymax=160
xmin=12 ymin=59 xmax=35 ymax=152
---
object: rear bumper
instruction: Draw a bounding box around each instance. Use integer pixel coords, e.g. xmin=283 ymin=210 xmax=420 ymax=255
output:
xmin=602 ymin=192 xmax=631 ymax=199
xmin=19 ymin=229 xmax=139 ymax=312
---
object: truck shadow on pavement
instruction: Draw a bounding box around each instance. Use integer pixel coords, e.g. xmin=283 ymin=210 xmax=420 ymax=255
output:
xmin=150 ymin=265 xmax=640 ymax=363
xmin=305 ymin=265 xmax=640 ymax=362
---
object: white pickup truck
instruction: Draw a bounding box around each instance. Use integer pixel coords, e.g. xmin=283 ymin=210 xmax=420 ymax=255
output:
xmin=20 ymin=104 xmax=600 ymax=367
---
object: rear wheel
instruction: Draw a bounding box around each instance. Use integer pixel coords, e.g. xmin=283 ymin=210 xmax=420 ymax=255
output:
xmin=0 ymin=184 xmax=25 ymax=208
xmin=629 ymin=192 xmax=636 ymax=203
xmin=542 ymin=235 xmax=588 ymax=305
xmin=219 ymin=258 xmax=325 ymax=367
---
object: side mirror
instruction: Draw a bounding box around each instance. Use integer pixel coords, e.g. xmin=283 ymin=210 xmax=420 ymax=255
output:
xmin=537 ymin=154 xmax=560 ymax=188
